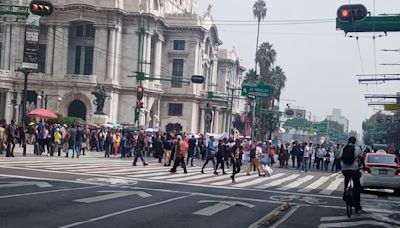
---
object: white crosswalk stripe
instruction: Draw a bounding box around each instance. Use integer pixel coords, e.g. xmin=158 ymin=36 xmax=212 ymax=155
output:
xmin=0 ymin=158 xmax=350 ymax=195
xmin=255 ymin=174 xmax=300 ymax=189
xmin=319 ymin=177 xmax=343 ymax=195
xmin=233 ymin=173 xmax=285 ymax=188
xmin=277 ymin=175 xmax=315 ymax=191
xmin=297 ymin=176 xmax=330 ymax=193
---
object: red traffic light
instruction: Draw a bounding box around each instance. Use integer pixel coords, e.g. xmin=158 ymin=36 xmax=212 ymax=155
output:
xmin=136 ymin=86 xmax=144 ymax=100
xmin=29 ymin=1 xmax=54 ymax=16
xmin=337 ymin=4 xmax=368 ymax=22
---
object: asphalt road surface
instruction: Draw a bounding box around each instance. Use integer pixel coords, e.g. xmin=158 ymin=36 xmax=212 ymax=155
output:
xmin=0 ymin=148 xmax=399 ymax=228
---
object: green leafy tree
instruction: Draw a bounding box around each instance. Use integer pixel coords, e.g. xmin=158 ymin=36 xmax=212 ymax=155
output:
xmin=256 ymin=42 xmax=276 ymax=80
xmin=244 ymin=69 xmax=258 ymax=84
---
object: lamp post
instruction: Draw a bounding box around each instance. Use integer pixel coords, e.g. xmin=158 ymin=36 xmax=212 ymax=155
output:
xmin=38 ymin=91 xmax=62 ymax=110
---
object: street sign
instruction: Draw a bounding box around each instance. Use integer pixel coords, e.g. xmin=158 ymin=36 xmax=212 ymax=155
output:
xmin=22 ymin=25 xmax=39 ymax=70
xmin=284 ymin=109 xmax=294 ymax=118
xmin=337 ymin=15 xmax=400 ymax=33
xmin=241 ymin=83 xmax=272 ymax=98
xmin=191 ymin=75 xmax=204 ymax=84
xmin=384 ymin=104 xmax=400 ymax=111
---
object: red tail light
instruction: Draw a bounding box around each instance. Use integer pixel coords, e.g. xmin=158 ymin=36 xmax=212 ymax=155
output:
xmin=363 ymin=167 xmax=371 ymax=173
xmin=395 ymin=170 xmax=400 ymax=176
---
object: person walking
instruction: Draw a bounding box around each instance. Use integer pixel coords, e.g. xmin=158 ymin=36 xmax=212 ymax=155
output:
xmin=68 ymin=125 xmax=77 ymax=158
xmin=104 ymin=131 xmax=112 ymax=157
xmin=54 ymin=128 xmax=62 ymax=156
xmin=170 ymin=135 xmax=188 ymax=174
xmin=302 ymin=142 xmax=310 ymax=173
xmin=341 ymin=136 xmax=363 ymax=212
xmin=120 ymin=132 xmax=128 ymax=159
xmin=224 ymin=138 xmax=232 ymax=168
xmin=290 ymin=142 xmax=297 ymax=169
xmin=332 ymin=143 xmax=342 ymax=172
xmin=316 ymin=145 xmax=325 ymax=170
xmin=215 ymin=139 xmax=227 ymax=175
xmin=0 ymin=120 xmax=6 ymax=155
xmin=201 ymin=136 xmax=218 ymax=175
xmin=6 ymin=120 xmax=16 ymax=157
xmin=230 ymin=139 xmax=243 ymax=183
xmin=75 ymin=125 xmax=84 ymax=158
xmin=133 ymin=132 xmax=148 ymax=166
xmin=247 ymin=142 xmax=262 ymax=176
xmin=163 ymin=134 xmax=173 ymax=166
xmin=187 ymin=135 xmax=197 ymax=166
xmin=308 ymin=143 xmax=314 ymax=169
xmin=113 ymin=133 xmax=121 ymax=157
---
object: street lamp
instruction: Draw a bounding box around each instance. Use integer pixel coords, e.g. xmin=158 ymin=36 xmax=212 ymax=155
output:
xmin=38 ymin=91 xmax=62 ymax=109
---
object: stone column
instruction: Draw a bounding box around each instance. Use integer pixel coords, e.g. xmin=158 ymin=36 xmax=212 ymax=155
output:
xmin=93 ymin=26 xmax=108 ymax=78
xmin=2 ymin=24 xmax=11 ymax=69
xmin=53 ymin=24 xmax=69 ymax=78
xmin=45 ymin=25 xmax=55 ymax=75
xmin=153 ymin=37 xmax=163 ymax=79
xmin=4 ymin=91 xmax=11 ymax=123
xmin=113 ymin=25 xmax=122 ymax=83
xmin=106 ymin=27 xmax=116 ymax=79
xmin=200 ymin=108 xmax=205 ymax=134
xmin=213 ymin=109 xmax=219 ymax=133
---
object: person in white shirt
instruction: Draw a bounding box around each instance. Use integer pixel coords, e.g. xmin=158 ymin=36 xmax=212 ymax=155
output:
xmin=247 ymin=142 xmax=263 ymax=176
xmin=302 ymin=142 xmax=310 ymax=173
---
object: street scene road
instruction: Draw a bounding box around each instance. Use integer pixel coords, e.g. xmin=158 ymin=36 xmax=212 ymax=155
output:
xmin=1 ymin=148 xmax=400 ymax=228
xmin=1 ymin=0 xmax=400 ymax=228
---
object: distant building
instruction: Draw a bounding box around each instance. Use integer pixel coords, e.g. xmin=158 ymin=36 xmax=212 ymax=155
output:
xmin=327 ymin=109 xmax=349 ymax=133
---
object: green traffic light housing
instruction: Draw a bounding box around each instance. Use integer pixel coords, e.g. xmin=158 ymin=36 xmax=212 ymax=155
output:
xmin=29 ymin=1 xmax=54 ymax=16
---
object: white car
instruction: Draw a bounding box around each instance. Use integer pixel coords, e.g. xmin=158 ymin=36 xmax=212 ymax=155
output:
xmin=360 ymin=151 xmax=400 ymax=195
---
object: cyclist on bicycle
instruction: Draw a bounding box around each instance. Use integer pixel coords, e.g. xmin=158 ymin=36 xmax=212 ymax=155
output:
xmin=341 ymin=136 xmax=363 ymax=211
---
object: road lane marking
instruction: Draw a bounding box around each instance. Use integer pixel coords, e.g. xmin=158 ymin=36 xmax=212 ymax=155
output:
xmin=190 ymin=173 xmax=233 ymax=184
xmin=73 ymin=190 xmax=151 ymax=203
xmin=277 ymin=175 xmax=314 ymax=191
xmin=58 ymin=195 xmax=193 ymax=228
xmin=318 ymin=220 xmax=397 ymax=228
xmin=298 ymin=176 xmax=330 ymax=193
xmin=233 ymin=173 xmax=285 ymax=188
xmin=128 ymin=172 xmax=170 ymax=178
xmin=149 ymin=168 xmax=214 ymax=180
xmin=0 ymin=181 xmax=52 ymax=188
xmin=193 ymin=200 xmax=255 ymax=216
xmin=320 ymin=215 xmax=371 ymax=222
xmin=255 ymin=174 xmax=300 ymax=189
xmin=0 ymin=185 xmax=100 ymax=199
xmin=167 ymin=173 xmax=215 ymax=181
xmin=319 ymin=177 xmax=343 ymax=195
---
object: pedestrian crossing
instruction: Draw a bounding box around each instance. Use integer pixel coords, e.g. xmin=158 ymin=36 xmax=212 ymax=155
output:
xmin=0 ymin=157 xmax=346 ymax=196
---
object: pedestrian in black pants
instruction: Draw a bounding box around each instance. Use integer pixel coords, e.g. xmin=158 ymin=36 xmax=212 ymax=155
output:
xmin=104 ymin=131 xmax=112 ymax=158
xmin=291 ymin=142 xmax=297 ymax=168
xmin=342 ymin=136 xmax=363 ymax=211
xmin=133 ymin=132 xmax=148 ymax=166
xmin=296 ymin=144 xmax=303 ymax=170
xmin=170 ymin=136 xmax=187 ymax=174
xmin=187 ymin=135 xmax=197 ymax=166
xmin=6 ymin=120 xmax=16 ymax=157
xmin=230 ymin=139 xmax=243 ymax=183
xmin=215 ymin=139 xmax=227 ymax=174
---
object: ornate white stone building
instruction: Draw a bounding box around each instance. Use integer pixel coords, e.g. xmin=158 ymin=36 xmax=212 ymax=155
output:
xmin=0 ymin=0 xmax=245 ymax=134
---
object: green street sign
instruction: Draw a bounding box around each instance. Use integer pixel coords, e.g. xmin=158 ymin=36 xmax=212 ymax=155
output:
xmin=242 ymin=83 xmax=272 ymax=98
xmin=337 ymin=16 xmax=400 ymax=33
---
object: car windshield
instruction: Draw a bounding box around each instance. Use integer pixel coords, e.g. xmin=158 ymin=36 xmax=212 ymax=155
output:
xmin=367 ymin=155 xmax=397 ymax=165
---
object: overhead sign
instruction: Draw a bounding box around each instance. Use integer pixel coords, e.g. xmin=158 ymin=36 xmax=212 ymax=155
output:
xmin=384 ymin=104 xmax=400 ymax=111
xmin=284 ymin=108 xmax=306 ymax=119
xmin=241 ymin=83 xmax=272 ymax=98
xmin=191 ymin=75 xmax=205 ymax=84
xmin=22 ymin=25 xmax=39 ymax=70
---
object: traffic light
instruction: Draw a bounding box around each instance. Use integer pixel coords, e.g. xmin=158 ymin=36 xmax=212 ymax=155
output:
xmin=337 ymin=4 xmax=368 ymax=22
xmin=29 ymin=1 xmax=54 ymax=16
xmin=136 ymin=86 xmax=144 ymax=101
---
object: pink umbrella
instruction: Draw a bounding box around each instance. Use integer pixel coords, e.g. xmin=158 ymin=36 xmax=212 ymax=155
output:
xmin=28 ymin=108 xmax=58 ymax=119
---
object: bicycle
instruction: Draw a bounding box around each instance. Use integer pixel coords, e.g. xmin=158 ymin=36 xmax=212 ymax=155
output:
xmin=343 ymin=180 xmax=358 ymax=217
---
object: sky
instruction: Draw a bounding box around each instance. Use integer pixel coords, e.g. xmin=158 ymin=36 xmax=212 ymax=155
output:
xmin=198 ymin=0 xmax=400 ymax=133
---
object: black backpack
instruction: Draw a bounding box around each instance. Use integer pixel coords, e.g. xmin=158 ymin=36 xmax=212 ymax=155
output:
xmin=341 ymin=144 xmax=355 ymax=165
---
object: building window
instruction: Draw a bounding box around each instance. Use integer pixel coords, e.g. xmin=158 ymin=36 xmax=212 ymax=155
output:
xmin=171 ymin=59 xmax=184 ymax=88
xmin=168 ymin=103 xmax=183 ymax=116
xmin=74 ymin=46 xmax=81 ymax=74
xmin=38 ymin=44 xmax=46 ymax=73
xmin=76 ymin=25 xmax=84 ymax=37
xmin=85 ymin=24 xmax=95 ymax=38
xmin=84 ymin=46 xmax=94 ymax=75
xmin=173 ymin=40 xmax=185 ymax=50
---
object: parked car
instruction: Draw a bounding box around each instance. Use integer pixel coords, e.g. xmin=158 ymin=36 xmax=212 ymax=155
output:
xmin=361 ymin=151 xmax=400 ymax=195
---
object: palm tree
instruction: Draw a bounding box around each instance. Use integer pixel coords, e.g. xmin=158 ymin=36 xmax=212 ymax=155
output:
xmin=253 ymin=0 xmax=267 ymax=73
xmin=244 ymin=69 xmax=258 ymax=84
xmin=256 ymin=42 xmax=276 ymax=81
xmin=269 ymin=66 xmax=287 ymax=100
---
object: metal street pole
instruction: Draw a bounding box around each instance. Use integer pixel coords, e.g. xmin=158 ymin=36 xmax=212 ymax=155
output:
xmin=21 ymin=71 xmax=28 ymax=124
